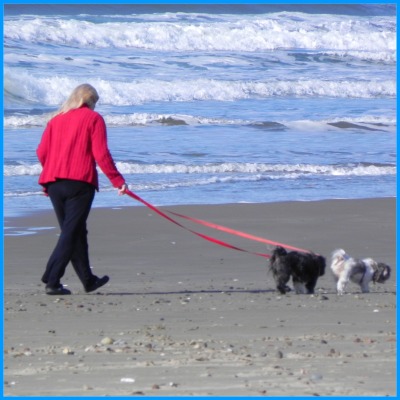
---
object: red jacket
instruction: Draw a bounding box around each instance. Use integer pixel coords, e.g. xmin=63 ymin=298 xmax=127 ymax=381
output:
xmin=37 ymin=105 xmax=125 ymax=192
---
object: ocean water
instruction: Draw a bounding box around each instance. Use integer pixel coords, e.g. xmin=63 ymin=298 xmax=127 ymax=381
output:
xmin=3 ymin=4 xmax=396 ymax=220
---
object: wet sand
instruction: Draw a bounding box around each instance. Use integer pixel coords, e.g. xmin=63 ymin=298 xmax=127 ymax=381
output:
xmin=3 ymin=198 xmax=396 ymax=396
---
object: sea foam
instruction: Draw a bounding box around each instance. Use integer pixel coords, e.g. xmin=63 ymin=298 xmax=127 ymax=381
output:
xmin=4 ymin=13 xmax=396 ymax=53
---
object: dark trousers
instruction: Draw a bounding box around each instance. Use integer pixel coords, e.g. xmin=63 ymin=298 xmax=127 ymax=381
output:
xmin=41 ymin=179 xmax=97 ymax=289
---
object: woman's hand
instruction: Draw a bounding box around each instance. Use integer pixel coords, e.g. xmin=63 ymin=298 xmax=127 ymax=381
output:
xmin=118 ymin=183 xmax=128 ymax=195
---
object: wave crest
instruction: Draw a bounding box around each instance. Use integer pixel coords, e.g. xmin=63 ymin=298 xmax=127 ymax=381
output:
xmin=5 ymin=13 xmax=396 ymax=54
xmin=4 ymin=69 xmax=396 ymax=109
xmin=5 ymin=161 xmax=395 ymax=177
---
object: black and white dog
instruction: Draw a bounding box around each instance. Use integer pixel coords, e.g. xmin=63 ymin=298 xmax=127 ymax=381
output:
xmin=330 ymin=248 xmax=391 ymax=295
xmin=269 ymin=246 xmax=326 ymax=294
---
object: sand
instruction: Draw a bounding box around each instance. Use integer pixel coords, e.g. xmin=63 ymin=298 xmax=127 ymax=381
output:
xmin=3 ymin=198 xmax=396 ymax=396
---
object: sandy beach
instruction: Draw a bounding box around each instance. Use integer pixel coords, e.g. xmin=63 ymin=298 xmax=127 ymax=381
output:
xmin=4 ymin=198 xmax=396 ymax=396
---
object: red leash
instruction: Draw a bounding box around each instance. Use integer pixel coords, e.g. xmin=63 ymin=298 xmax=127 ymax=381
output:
xmin=165 ymin=209 xmax=309 ymax=253
xmin=125 ymin=189 xmax=310 ymax=259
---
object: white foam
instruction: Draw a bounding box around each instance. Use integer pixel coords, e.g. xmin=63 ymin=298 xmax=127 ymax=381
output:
xmin=4 ymin=68 xmax=396 ymax=108
xmin=4 ymin=13 xmax=396 ymax=54
xmin=4 ymin=161 xmax=395 ymax=179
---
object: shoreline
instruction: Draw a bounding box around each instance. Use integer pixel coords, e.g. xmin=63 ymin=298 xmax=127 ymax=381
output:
xmin=4 ymin=195 xmax=396 ymax=233
xmin=4 ymin=198 xmax=396 ymax=396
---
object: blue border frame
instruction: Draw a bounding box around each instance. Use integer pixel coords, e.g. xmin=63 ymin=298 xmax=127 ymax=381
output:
xmin=1 ymin=2 xmax=398 ymax=400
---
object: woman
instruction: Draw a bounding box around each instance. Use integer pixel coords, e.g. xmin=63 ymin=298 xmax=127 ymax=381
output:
xmin=37 ymin=84 xmax=127 ymax=295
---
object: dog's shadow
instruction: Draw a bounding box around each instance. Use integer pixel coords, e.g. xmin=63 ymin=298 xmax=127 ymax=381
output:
xmin=98 ymin=288 xmax=398 ymax=297
xmin=103 ymin=288 xmax=275 ymax=296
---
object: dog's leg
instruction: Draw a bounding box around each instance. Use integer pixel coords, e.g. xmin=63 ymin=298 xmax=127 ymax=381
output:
xmin=305 ymin=278 xmax=317 ymax=294
xmin=271 ymin=261 xmax=291 ymax=294
xmin=337 ymin=264 xmax=354 ymax=295
xmin=277 ymin=274 xmax=291 ymax=294
xmin=337 ymin=277 xmax=347 ymax=295
xmin=277 ymin=273 xmax=291 ymax=294
xmin=292 ymin=274 xmax=307 ymax=294
xmin=360 ymin=280 xmax=370 ymax=293
xmin=277 ymin=283 xmax=290 ymax=294
xmin=293 ymin=280 xmax=307 ymax=294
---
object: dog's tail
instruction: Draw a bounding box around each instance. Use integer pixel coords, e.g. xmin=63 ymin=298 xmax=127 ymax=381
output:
xmin=373 ymin=263 xmax=391 ymax=283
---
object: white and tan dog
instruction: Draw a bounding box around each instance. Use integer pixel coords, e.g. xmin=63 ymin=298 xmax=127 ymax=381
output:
xmin=330 ymin=249 xmax=391 ymax=295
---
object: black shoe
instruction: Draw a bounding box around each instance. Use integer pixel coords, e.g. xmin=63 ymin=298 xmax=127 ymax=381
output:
xmin=85 ymin=275 xmax=109 ymax=293
xmin=45 ymin=285 xmax=71 ymax=295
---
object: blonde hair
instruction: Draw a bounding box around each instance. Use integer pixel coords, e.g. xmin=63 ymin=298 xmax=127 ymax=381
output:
xmin=56 ymin=83 xmax=99 ymax=115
